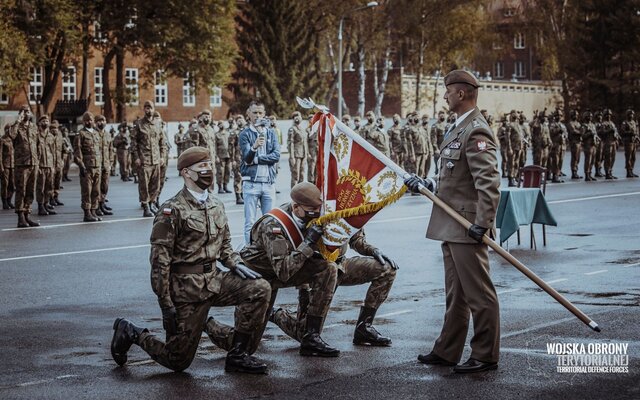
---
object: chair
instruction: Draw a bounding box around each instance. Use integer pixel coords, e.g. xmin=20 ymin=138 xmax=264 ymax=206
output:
xmin=516 ymin=165 xmax=547 ymax=249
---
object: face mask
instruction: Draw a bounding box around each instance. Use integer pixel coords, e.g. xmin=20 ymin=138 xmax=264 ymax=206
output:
xmin=188 ymin=168 xmax=214 ymax=190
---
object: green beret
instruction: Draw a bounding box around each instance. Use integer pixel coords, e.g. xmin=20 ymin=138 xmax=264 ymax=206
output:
xmin=290 ymin=182 xmax=322 ymax=208
xmin=444 ymin=69 xmax=480 ymax=88
xmin=177 ymin=146 xmax=211 ymax=170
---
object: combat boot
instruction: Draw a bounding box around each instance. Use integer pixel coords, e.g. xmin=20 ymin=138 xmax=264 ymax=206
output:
xmin=508 ymin=178 xmax=518 ymax=187
xmin=38 ymin=203 xmax=49 ymax=216
xmin=235 ymin=193 xmax=244 ymax=205
xmin=142 ymin=203 xmax=153 ymax=217
xmin=99 ymin=202 xmax=113 ymax=215
xmin=24 ymin=213 xmax=40 ymax=227
xmin=17 ymin=212 xmax=28 ymax=228
xmin=224 ymin=185 xmax=232 ymax=194
xmin=95 ymin=207 xmax=104 ymax=216
xmin=571 ymin=172 xmax=581 ymax=179
xmin=353 ymin=306 xmax=392 ymax=347
xmin=224 ymin=331 xmax=268 ymax=374
xmin=6 ymin=197 xmax=14 ymax=209
xmin=48 ymin=198 xmax=56 ymax=208
xmin=92 ymin=209 xmax=102 ymax=221
xmin=2 ymin=198 xmax=8 ymax=210
xmin=44 ymin=202 xmax=56 ymax=215
xmin=149 ymin=202 xmax=159 ymax=214
xmin=300 ymin=315 xmax=340 ymax=357
xmin=218 ymin=185 xmax=225 ymax=194
xmin=83 ymin=209 xmax=98 ymax=222
xmin=595 ymin=168 xmax=604 ymax=178
xmin=551 ymin=175 xmax=563 ymax=183
xmin=111 ymin=318 xmax=147 ymax=366
xmin=102 ymin=201 xmax=112 ymax=211
xmin=54 ymin=196 xmax=64 ymax=206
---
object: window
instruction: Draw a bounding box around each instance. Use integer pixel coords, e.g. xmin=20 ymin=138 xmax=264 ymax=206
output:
xmin=494 ymin=61 xmax=504 ymax=79
xmin=125 ymin=68 xmax=139 ymax=105
xmin=514 ymin=61 xmax=526 ymax=78
xmin=154 ymin=70 xmax=168 ymax=106
xmin=94 ymin=67 xmax=104 ymax=105
xmin=29 ymin=67 xmax=43 ymax=104
xmin=209 ymin=86 xmax=222 ymax=108
xmin=183 ymin=73 xmax=195 ymax=107
xmin=514 ymin=32 xmax=525 ymax=49
xmin=62 ymin=66 xmax=76 ymax=101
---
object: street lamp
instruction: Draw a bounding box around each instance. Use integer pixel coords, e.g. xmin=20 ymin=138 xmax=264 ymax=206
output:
xmin=338 ymin=1 xmax=378 ymax=120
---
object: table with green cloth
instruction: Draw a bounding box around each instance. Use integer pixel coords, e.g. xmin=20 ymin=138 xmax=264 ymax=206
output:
xmin=496 ymin=187 xmax=558 ymax=245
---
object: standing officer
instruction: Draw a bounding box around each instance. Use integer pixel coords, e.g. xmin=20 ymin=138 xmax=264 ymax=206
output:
xmin=518 ymin=113 xmax=531 ymax=169
xmin=113 ymin=124 xmax=131 ymax=181
xmin=75 ymin=112 xmax=102 ymax=222
xmin=361 ymin=111 xmax=376 ymax=138
xmin=410 ymin=114 xmax=429 ymax=178
xmin=620 ymin=109 xmax=639 ymax=177
xmin=405 ymin=70 xmax=501 ymax=373
xmin=9 ymin=105 xmax=40 ymax=227
xmin=430 ymin=111 xmax=447 ymax=174
xmin=548 ymin=111 xmax=566 ymax=183
xmin=497 ymin=115 xmax=509 ymax=177
xmin=111 ymin=146 xmax=271 ymax=374
xmin=306 ymin=114 xmax=318 ymax=184
xmin=594 ymin=111 xmax=605 ymax=178
xmin=388 ymin=114 xmax=405 ymax=166
xmin=600 ymin=109 xmax=620 ymax=180
xmin=155 ymin=111 xmax=171 ymax=209
xmin=174 ymin=124 xmax=186 ymax=158
xmin=421 ymin=114 xmax=434 ymax=176
xmin=506 ymin=110 xmax=523 ymax=187
xmin=194 ymin=111 xmax=217 ymax=191
xmin=353 ymin=115 xmax=362 ymax=133
xmin=288 ymin=111 xmax=307 ymax=188
xmin=50 ymin=120 xmax=65 ymax=207
xmin=1 ymin=125 xmax=15 ymax=210
xmin=215 ymin=120 xmax=232 ymax=194
xmin=402 ymin=112 xmax=419 ymax=176
xmin=131 ymin=101 xmax=167 ymax=217
xmin=230 ymin=115 xmax=245 ymax=204
xmin=96 ymin=115 xmax=114 ymax=216
xmin=61 ymin=127 xmax=73 ymax=182
xmin=205 ymin=182 xmax=340 ymax=357
xmin=367 ymin=117 xmax=390 ymax=156
xmin=36 ymin=115 xmax=56 ymax=216
xmin=567 ymin=110 xmax=582 ymax=179
xmin=581 ymin=111 xmax=600 ymax=181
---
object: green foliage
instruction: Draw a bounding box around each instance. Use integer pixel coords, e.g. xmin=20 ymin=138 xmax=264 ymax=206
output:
xmin=0 ymin=0 xmax=33 ymax=95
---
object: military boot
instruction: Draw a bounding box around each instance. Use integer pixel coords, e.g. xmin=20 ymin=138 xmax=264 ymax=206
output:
xmin=38 ymin=203 xmax=49 ymax=216
xmin=595 ymin=168 xmax=604 ymax=178
xmin=353 ymin=306 xmax=392 ymax=346
xmin=142 ymin=203 xmax=153 ymax=217
xmin=551 ymin=175 xmax=563 ymax=183
xmin=224 ymin=185 xmax=232 ymax=194
xmin=2 ymin=198 xmax=8 ymax=210
xmin=83 ymin=209 xmax=98 ymax=222
xmin=111 ymin=318 xmax=147 ymax=366
xmin=91 ymin=209 xmax=102 ymax=221
xmin=99 ymin=202 xmax=113 ymax=215
xmin=235 ymin=193 xmax=244 ymax=205
xmin=44 ymin=202 xmax=57 ymax=215
xmin=224 ymin=331 xmax=268 ymax=374
xmin=218 ymin=185 xmax=225 ymax=194
xmin=24 ymin=213 xmax=40 ymax=227
xmin=17 ymin=212 xmax=28 ymax=228
xmin=102 ymin=201 xmax=112 ymax=211
xmin=300 ymin=315 xmax=340 ymax=357
xmin=6 ymin=197 xmax=14 ymax=209
xmin=149 ymin=202 xmax=159 ymax=214
xmin=49 ymin=198 xmax=57 ymax=208
xmin=54 ymin=196 xmax=64 ymax=206
xmin=508 ymin=177 xmax=518 ymax=187
xmin=571 ymin=172 xmax=581 ymax=179
xmin=95 ymin=207 xmax=104 ymax=216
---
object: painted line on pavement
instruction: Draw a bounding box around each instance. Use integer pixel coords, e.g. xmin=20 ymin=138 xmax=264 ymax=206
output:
xmin=497 ymin=288 xmax=521 ymax=295
xmin=546 ymin=278 xmax=569 ymax=284
xmin=0 ymin=374 xmax=79 ymax=390
xmin=623 ymin=262 xmax=640 ymax=268
xmin=584 ymin=269 xmax=608 ymax=275
xmin=547 ymin=191 xmax=640 ymax=204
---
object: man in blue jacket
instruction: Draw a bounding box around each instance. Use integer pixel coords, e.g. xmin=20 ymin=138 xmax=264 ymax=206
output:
xmin=239 ymin=100 xmax=281 ymax=243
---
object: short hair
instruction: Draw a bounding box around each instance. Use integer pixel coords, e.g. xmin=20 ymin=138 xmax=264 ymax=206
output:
xmin=247 ymin=100 xmax=264 ymax=110
xmin=450 ymin=83 xmax=478 ymax=102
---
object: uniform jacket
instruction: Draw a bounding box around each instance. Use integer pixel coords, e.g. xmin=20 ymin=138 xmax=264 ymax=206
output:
xmin=307 ymin=126 xmax=319 ymax=157
xmin=215 ymin=129 xmax=231 ymax=159
xmin=53 ymin=133 xmax=65 ymax=169
xmin=620 ymin=120 xmax=639 ymax=143
xmin=287 ymin=124 xmax=307 ymax=159
xmin=131 ymin=116 xmax=166 ymax=166
xmin=99 ymin=128 xmax=114 ymax=169
xmin=150 ymin=187 xmax=242 ymax=308
xmin=388 ymin=124 xmax=405 ymax=155
xmin=427 ymin=107 xmax=501 ymax=244
xmin=74 ymin=127 xmax=102 ymax=169
xmin=430 ymin=121 xmax=446 ymax=151
xmin=366 ymin=127 xmax=390 ymax=156
xmin=1 ymin=134 xmax=15 ymax=169
xmin=9 ymin=121 xmax=38 ymax=167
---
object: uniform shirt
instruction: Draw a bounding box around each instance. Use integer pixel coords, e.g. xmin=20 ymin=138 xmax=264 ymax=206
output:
xmin=215 ymin=129 xmax=231 ymax=159
xmin=388 ymin=124 xmax=405 ymax=155
xmin=131 ymin=116 xmax=166 ymax=166
xmin=9 ymin=121 xmax=38 ymax=167
xmin=150 ymin=187 xmax=242 ymax=308
xmin=74 ymin=127 xmax=102 ymax=169
xmin=1 ymin=134 xmax=14 ymax=169
xmin=288 ymin=124 xmax=307 ymax=159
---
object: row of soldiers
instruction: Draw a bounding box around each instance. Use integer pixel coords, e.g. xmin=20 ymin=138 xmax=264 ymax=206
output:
xmin=497 ymin=108 xmax=639 ymax=185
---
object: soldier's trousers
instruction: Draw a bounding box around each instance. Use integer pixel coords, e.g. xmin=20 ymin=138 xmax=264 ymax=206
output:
xmin=583 ymin=145 xmax=596 ymax=176
xmin=138 ymin=164 xmax=161 ymax=204
xmin=233 ymin=162 xmax=242 ymax=194
xmin=415 ymin=153 xmax=427 ymax=177
xmin=14 ymin=166 xmax=37 ymax=213
xmin=307 ymin=154 xmax=318 ymax=184
xmin=499 ymin=147 xmax=508 ymax=175
xmin=508 ymin=149 xmax=522 ymax=178
xmin=603 ymin=143 xmax=617 ymax=175
xmin=558 ymin=144 xmax=566 ymax=175
xmin=271 ymin=256 xmax=397 ymax=342
xmin=289 ymin=157 xmax=304 ymax=188
xmin=157 ymin=154 xmax=169 ymax=200
xmin=624 ymin=142 xmax=637 ymax=171
xmin=111 ymin=153 xmax=117 ymax=176
xmin=63 ymin=154 xmax=71 ymax=178
xmin=432 ymin=241 xmax=500 ymax=364
xmin=216 ymin=158 xmax=231 ymax=189
xmin=548 ymin=144 xmax=562 ymax=176
xmin=403 ymin=156 xmax=416 ymax=175
xmin=100 ymin=167 xmax=110 ymax=202
xmin=595 ymin=141 xmax=604 ymax=171
xmin=117 ymin=149 xmax=129 ymax=179
xmin=138 ymin=271 xmax=271 ymax=372
xmin=519 ymin=145 xmax=528 ymax=168
xmin=535 ymin=147 xmax=549 ymax=169
xmin=570 ymin=142 xmax=581 ymax=173
xmin=205 ymin=257 xmax=338 ymax=354
xmin=1 ymin=167 xmax=15 ymax=200
xmin=80 ymin=167 xmax=101 ymax=210
xmin=53 ymin=167 xmax=62 ymax=197
xmin=36 ymin=166 xmax=53 ymax=204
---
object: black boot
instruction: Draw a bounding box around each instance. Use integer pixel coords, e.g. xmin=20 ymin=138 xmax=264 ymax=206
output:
xmin=111 ymin=318 xmax=147 ymax=366
xmin=2 ymin=198 xmax=8 ymax=210
xmin=224 ymin=331 xmax=268 ymax=374
xmin=38 ymin=203 xmax=49 ymax=216
xmin=91 ymin=209 xmax=102 ymax=221
xmin=95 ymin=207 xmax=104 ymax=216
xmin=595 ymin=169 xmax=604 ymax=178
xmin=235 ymin=193 xmax=244 ymax=205
xmin=353 ymin=306 xmax=392 ymax=346
xmin=300 ymin=315 xmax=340 ymax=357
xmin=83 ymin=209 xmax=98 ymax=222
xmin=44 ymin=202 xmax=57 ymax=215
xmin=142 ymin=203 xmax=153 ymax=217
xmin=508 ymin=177 xmax=518 ymax=187
xmin=102 ymin=201 xmax=112 ymax=211
xmin=218 ymin=185 xmax=225 ymax=194
xmin=17 ymin=212 xmax=28 ymax=228
xmin=571 ymin=172 xmax=581 ymax=179
xmin=100 ymin=202 xmax=113 ymax=215
xmin=49 ymin=198 xmax=57 ymax=208
xmin=224 ymin=185 xmax=232 ymax=194
xmin=24 ymin=213 xmax=40 ymax=227
xmin=54 ymin=196 xmax=64 ymax=206
xmin=7 ymin=197 xmax=14 ymax=209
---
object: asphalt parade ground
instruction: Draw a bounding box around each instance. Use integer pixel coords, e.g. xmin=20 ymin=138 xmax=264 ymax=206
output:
xmin=0 ymin=153 xmax=638 ymax=399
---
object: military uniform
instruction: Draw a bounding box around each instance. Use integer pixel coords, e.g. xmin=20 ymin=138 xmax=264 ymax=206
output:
xmin=229 ymin=122 xmax=244 ymax=203
xmin=599 ymin=112 xmax=619 ymax=179
xmin=430 ymin=117 xmax=446 ymax=174
xmin=287 ymin=118 xmax=307 ymax=187
xmin=496 ymin=119 xmax=509 ymax=176
xmin=35 ymin=126 xmax=56 ymax=214
xmin=9 ymin=119 xmax=39 ymax=217
xmin=401 ymin=118 xmax=417 ymax=174
xmin=366 ymin=122 xmax=390 ymax=156
xmin=131 ymin=116 xmax=166 ymax=210
xmin=174 ymin=128 xmax=185 ymax=158
xmin=594 ymin=114 xmax=605 ymax=177
xmin=306 ymin=120 xmax=318 ymax=184
xmin=98 ymin=125 xmax=114 ymax=210
xmin=620 ymin=113 xmax=639 ymax=177
xmin=567 ymin=113 xmax=582 ymax=179
xmin=519 ymin=118 xmax=531 ymax=169
xmin=505 ymin=118 xmax=523 ymax=186
xmin=51 ymin=124 xmax=66 ymax=205
xmin=581 ymin=115 xmax=599 ymax=181
xmin=74 ymin=126 xmax=102 ymax=215
xmin=532 ymin=118 xmax=551 ymax=168
xmin=1 ymin=130 xmax=16 ymax=209
xmin=388 ymin=119 xmax=405 ymax=167
xmin=113 ymin=129 xmax=131 ymax=181
xmin=548 ymin=116 xmax=567 ymax=182
xmin=410 ymin=121 xmax=430 ymax=177
xmin=215 ymin=126 xmax=232 ymax=192
xmin=426 ymin=106 xmax=500 ymax=366
xmin=61 ymin=129 xmax=73 ymax=182
xmin=194 ymin=122 xmax=218 ymax=190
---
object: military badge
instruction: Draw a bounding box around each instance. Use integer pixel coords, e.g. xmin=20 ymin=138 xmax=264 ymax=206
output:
xmin=446 ymin=161 xmax=455 ymax=169
xmin=272 ymin=227 xmax=282 ymax=235
xmin=444 ymin=148 xmax=451 ymax=156
xmin=472 ymin=119 xmax=480 ymax=128
xmin=448 ymin=141 xmax=461 ymax=149
xmin=476 ymin=140 xmax=487 ymax=151
xmin=162 ymin=208 xmax=172 ymax=215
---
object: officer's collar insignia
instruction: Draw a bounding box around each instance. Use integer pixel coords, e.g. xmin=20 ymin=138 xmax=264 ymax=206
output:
xmin=448 ymin=141 xmax=461 ymax=149
xmin=472 ymin=119 xmax=480 ymax=128
xmin=476 ymin=140 xmax=487 ymax=151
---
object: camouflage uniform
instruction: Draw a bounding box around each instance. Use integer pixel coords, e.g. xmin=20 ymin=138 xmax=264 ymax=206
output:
xmin=548 ymin=116 xmax=568 ymax=182
xmin=401 ymin=119 xmax=417 ymax=174
xmin=98 ymin=127 xmax=114 ymax=203
xmin=62 ymin=129 xmax=73 ymax=181
xmin=205 ymin=202 xmax=338 ymax=354
xmin=366 ymin=121 xmax=390 ymax=156
xmin=131 ymin=116 xmax=166 ymax=205
xmin=496 ymin=119 xmax=509 ymax=176
xmin=74 ymin=127 xmax=102 ymax=211
xmin=288 ymin=121 xmax=307 ymax=188
xmin=215 ymin=126 xmax=232 ymax=191
xmin=52 ymin=126 xmax=66 ymax=202
xmin=430 ymin=117 xmax=446 ymax=174
xmin=620 ymin=112 xmax=639 ymax=177
xmin=567 ymin=113 xmax=582 ymax=178
xmin=411 ymin=121 xmax=430 ymax=178
xmin=519 ymin=117 xmax=531 ymax=169
xmin=581 ymin=114 xmax=599 ymax=181
xmin=387 ymin=120 xmax=405 ymax=167
xmin=9 ymin=120 xmax=39 ymax=214
xmin=36 ymin=126 xmax=55 ymax=208
xmin=599 ymin=113 xmax=619 ymax=179
xmin=134 ymin=188 xmax=271 ymax=371
xmin=532 ymin=118 xmax=551 ymax=169
xmin=229 ymin=123 xmax=244 ymax=198
xmin=194 ymin=122 xmax=218 ymax=190
xmin=113 ymin=129 xmax=131 ymax=180
xmin=174 ymin=128 xmax=185 ymax=158
xmin=1 ymin=130 xmax=16 ymax=208
xmin=594 ymin=113 xmax=605 ymax=177
xmin=306 ymin=121 xmax=318 ymax=184
xmin=506 ymin=117 xmax=523 ymax=186
xmin=271 ymin=229 xmax=396 ymax=342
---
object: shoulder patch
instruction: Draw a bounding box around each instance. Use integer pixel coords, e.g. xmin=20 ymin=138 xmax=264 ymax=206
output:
xmin=476 ymin=140 xmax=487 ymax=151
xmin=272 ymin=227 xmax=282 ymax=235
xmin=163 ymin=208 xmax=172 ymax=215
xmin=472 ymin=119 xmax=480 ymax=128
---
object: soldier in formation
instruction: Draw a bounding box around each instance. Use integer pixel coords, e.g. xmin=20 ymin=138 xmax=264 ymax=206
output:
xmin=567 ymin=110 xmax=583 ymax=179
xmin=288 ymin=111 xmax=307 ymax=188
xmin=581 ymin=111 xmax=599 ymax=181
xmin=113 ymin=124 xmax=132 ymax=182
xmin=215 ymin=119 xmax=233 ymax=194
xmin=620 ymin=109 xmax=639 ymax=177
xmin=388 ymin=113 xmax=405 ymax=167
xmin=96 ymin=115 xmax=114 ymax=216
xmin=306 ymin=115 xmax=318 ymax=184
xmin=430 ymin=111 xmax=446 ymax=174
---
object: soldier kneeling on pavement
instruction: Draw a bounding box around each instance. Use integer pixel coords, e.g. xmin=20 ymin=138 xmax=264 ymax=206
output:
xmin=111 ymin=146 xmax=272 ymax=374
xmin=204 ymin=182 xmax=341 ymax=357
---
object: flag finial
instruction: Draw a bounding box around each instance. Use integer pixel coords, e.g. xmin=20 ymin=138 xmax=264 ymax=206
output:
xmin=296 ymin=96 xmax=329 ymax=114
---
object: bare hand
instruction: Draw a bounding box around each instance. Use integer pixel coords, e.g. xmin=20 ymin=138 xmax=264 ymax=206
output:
xmin=253 ymin=136 xmax=266 ymax=150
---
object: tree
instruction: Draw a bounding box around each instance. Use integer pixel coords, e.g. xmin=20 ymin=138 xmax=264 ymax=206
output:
xmin=232 ymin=0 xmax=327 ymax=116
xmin=0 ymin=1 xmax=33 ymax=100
